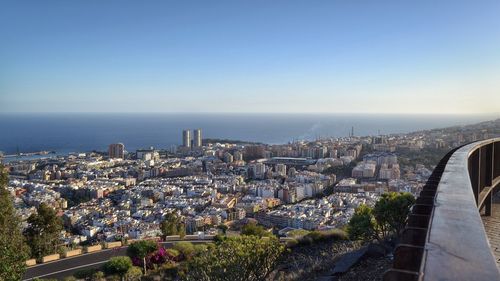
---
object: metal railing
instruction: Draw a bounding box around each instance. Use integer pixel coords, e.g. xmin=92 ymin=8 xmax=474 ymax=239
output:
xmin=384 ymin=138 xmax=500 ymax=281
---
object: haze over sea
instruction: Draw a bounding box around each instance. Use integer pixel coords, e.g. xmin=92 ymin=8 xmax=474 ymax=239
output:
xmin=0 ymin=113 xmax=497 ymax=155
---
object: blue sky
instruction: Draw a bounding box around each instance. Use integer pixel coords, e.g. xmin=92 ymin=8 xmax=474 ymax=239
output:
xmin=1 ymin=0 xmax=499 ymax=114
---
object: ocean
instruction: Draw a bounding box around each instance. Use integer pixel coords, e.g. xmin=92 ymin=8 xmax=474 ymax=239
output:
xmin=0 ymin=113 xmax=497 ymax=155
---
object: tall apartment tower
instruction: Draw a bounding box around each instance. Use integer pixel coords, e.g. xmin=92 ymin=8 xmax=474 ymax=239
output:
xmin=194 ymin=129 xmax=202 ymax=147
xmin=183 ymin=129 xmax=191 ymax=148
xmin=108 ymin=143 xmax=125 ymax=159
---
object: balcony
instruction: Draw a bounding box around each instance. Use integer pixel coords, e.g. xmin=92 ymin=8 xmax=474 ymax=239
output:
xmin=385 ymin=138 xmax=500 ymax=281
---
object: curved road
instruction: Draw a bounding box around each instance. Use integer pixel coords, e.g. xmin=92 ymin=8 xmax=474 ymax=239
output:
xmin=23 ymin=240 xmax=210 ymax=280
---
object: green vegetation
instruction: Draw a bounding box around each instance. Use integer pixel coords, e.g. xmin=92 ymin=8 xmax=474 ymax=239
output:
xmin=286 ymin=229 xmax=349 ymax=247
xmin=160 ymin=212 xmax=186 ymax=239
xmin=322 ymin=184 xmax=336 ymax=196
xmin=373 ymin=192 xmax=416 ymax=237
xmin=166 ymin=248 xmax=181 ymax=257
xmin=347 ymin=204 xmax=376 ymax=241
xmin=193 ymin=243 xmax=209 ymax=254
xmin=72 ymin=269 xmax=104 ymax=281
xmin=0 ymin=165 xmax=29 ymax=281
xmin=241 ymin=222 xmax=273 ymax=237
xmin=92 ymin=271 xmax=106 ymax=281
xmin=217 ymin=224 xmax=228 ymax=234
xmin=24 ymin=203 xmax=63 ymax=260
xmin=104 ymin=256 xmax=133 ymax=279
xmin=173 ymin=241 xmax=196 ymax=258
xmin=184 ymin=235 xmax=285 ymax=281
xmin=64 ymin=193 xmax=92 ymax=208
xmin=300 ymin=229 xmax=348 ymax=244
xmin=124 ymin=266 xmax=143 ymax=281
xmin=322 ymin=162 xmax=357 ymax=179
xmin=287 ymin=229 xmax=311 ymax=238
xmin=127 ymin=240 xmax=158 ymax=274
xmin=171 ymin=242 xmax=211 ymax=263
xmin=397 ymin=147 xmax=449 ymax=168
xmin=348 ymin=192 xmax=415 ymax=241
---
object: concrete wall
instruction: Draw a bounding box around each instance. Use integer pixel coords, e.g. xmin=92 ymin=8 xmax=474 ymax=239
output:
xmin=85 ymin=245 xmax=102 ymax=253
xmin=106 ymin=241 xmax=122 ymax=249
xmin=42 ymin=254 xmax=60 ymax=263
xmin=165 ymin=235 xmax=181 ymax=241
xmin=26 ymin=259 xmax=37 ymax=266
xmin=64 ymin=249 xmax=82 ymax=258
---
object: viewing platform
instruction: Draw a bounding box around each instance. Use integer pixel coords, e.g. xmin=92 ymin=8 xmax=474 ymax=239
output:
xmin=385 ymin=138 xmax=500 ymax=281
xmin=482 ymin=195 xmax=500 ymax=266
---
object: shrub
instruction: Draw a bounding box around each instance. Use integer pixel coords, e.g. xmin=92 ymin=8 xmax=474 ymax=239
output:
xmin=213 ymin=234 xmax=226 ymax=243
xmin=173 ymin=241 xmax=195 ymax=258
xmin=73 ymin=268 xmax=97 ymax=279
xmin=347 ymin=192 xmax=416 ymax=241
xmin=160 ymin=262 xmax=178 ymax=278
xmin=166 ymin=248 xmax=180 ymax=257
xmin=287 ymin=229 xmax=310 ymax=238
xmin=91 ymin=271 xmax=105 ymax=281
xmin=241 ymin=222 xmax=273 ymax=237
xmin=217 ymin=224 xmax=228 ymax=234
xmin=306 ymin=231 xmax=323 ymax=242
xmin=285 ymin=238 xmax=299 ymax=248
xmin=125 ymin=266 xmax=143 ymax=281
xmin=373 ymin=192 xmax=415 ymax=237
xmin=184 ymin=236 xmax=285 ymax=281
xmin=294 ymin=229 xmax=348 ymax=245
xmin=322 ymin=229 xmax=349 ymax=241
xmin=149 ymin=247 xmax=166 ymax=265
xmin=297 ymin=235 xmax=314 ymax=246
xmin=347 ymin=204 xmax=377 ymax=241
xmin=127 ymin=240 xmax=158 ymax=260
xmin=57 ymin=246 xmax=67 ymax=257
xmin=104 ymin=256 xmax=133 ymax=278
xmin=106 ymin=275 xmax=121 ymax=281
xmin=127 ymin=240 xmax=158 ymax=273
xmin=193 ymin=244 xmax=208 ymax=254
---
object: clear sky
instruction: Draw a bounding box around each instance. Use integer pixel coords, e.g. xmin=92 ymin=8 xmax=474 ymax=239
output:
xmin=1 ymin=0 xmax=499 ymax=114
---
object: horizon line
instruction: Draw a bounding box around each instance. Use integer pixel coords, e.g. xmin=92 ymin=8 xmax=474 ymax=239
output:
xmin=1 ymin=111 xmax=499 ymax=116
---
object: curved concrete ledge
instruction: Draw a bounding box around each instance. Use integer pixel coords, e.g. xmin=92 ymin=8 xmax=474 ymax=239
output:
xmin=385 ymin=138 xmax=500 ymax=281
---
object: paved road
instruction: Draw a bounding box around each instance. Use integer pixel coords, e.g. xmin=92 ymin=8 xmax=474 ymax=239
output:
xmin=23 ymin=240 xmax=210 ymax=280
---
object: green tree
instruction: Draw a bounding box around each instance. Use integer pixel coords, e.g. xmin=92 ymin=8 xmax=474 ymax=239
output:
xmin=126 ymin=240 xmax=158 ymax=274
xmin=104 ymin=256 xmax=132 ymax=280
xmin=347 ymin=192 xmax=415 ymax=241
xmin=241 ymin=222 xmax=273 ymax=237
xmin=347 ymin=204 xmax=377 ymax=241
xmin=217 ymin=224 xmax=228 ymax=235
xmin=184 ymin=236 xmax=285 ymax=281
xmin=0 ymin=165 xmax=30 ymax=281
xmin=160 ymin=212 xmax=186 ymax=239
xmin=373 ymin=192 xmax=415 ymax=237
xmin=24 ymin=203 xmax=63 ymax=260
